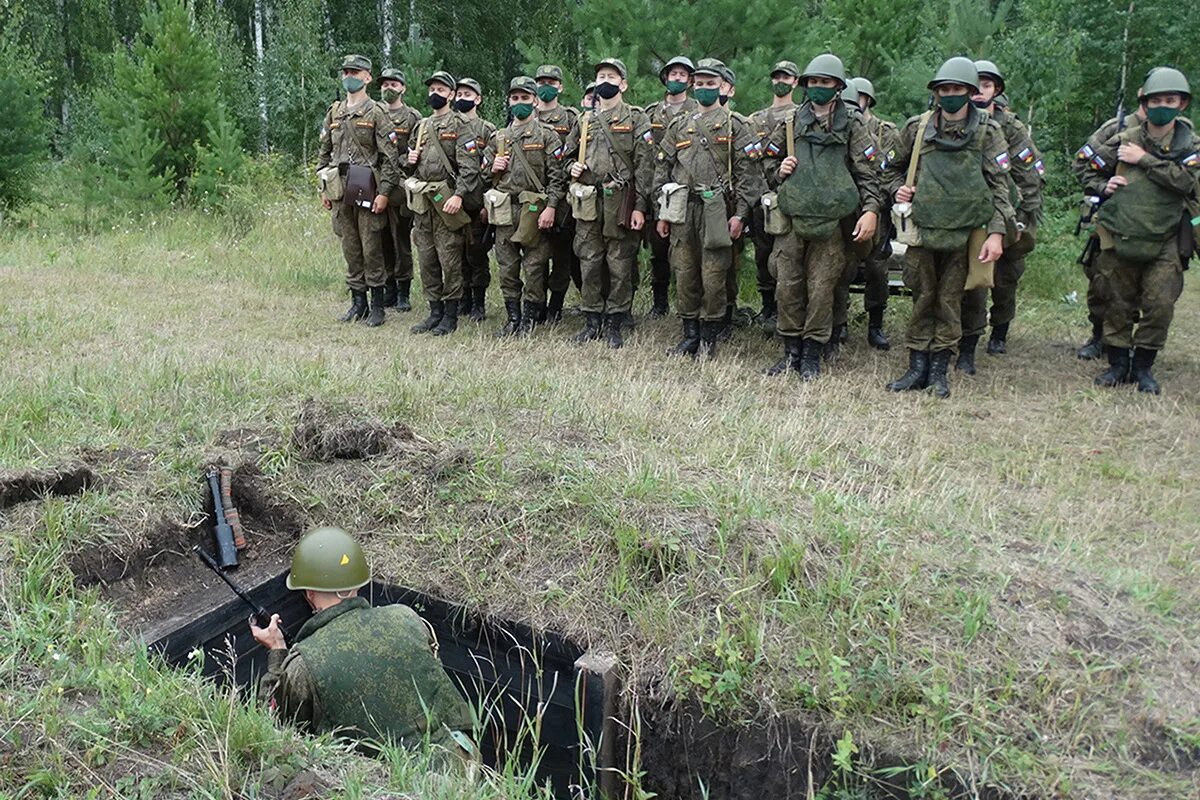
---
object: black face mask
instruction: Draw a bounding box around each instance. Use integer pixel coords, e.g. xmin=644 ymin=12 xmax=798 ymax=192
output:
xmin=719 ymin=94 xmax=729 ymax=106
xmin=971 ymin=98 xmax=991 ymax=109
xmin=428 ymin=93 xmax=449 ymax=110
xmin=595 ymin=81 xmax=620 ymax=100
xmin=453 ymin=98 xmax=476 ymax=113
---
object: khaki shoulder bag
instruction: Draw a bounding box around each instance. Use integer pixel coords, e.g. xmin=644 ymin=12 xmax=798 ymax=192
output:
xmin=761 ymin=111 xmax=794 ymax=236
xmin=891 ymin=111 xmax=933 ymax=247
xmin=509 ymin=137 xmax=550 ymax=246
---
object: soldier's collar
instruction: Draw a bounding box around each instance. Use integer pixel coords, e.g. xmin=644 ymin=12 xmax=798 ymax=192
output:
xmin=293 ymin=596 xmax=371 ymax=643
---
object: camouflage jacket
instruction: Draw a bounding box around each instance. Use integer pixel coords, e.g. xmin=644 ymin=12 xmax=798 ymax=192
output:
xmin=482 ymin=120 xmax=567 ymax=209
xmin=317 ymin=98 xmax=401 ymax=196
xmin=379 ymin=102 xmax=423 ymax=154
xmin=645 ymin=95 xmax=700 ymax=146
xmin=536 ymin=103 xmax=579 ymax=143
xmin=992 ymin=106 xmax=1045 ymax=222
xmin=402 ymin=110 xmax=484 ymax=201
xmin=652 ymin=105 xmax=765 ymax=220
xmin=562 ymin=100 xmax=656 ymax=214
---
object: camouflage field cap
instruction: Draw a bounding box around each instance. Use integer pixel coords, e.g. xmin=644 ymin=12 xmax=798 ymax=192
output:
xmin=380 ymin=68 xmax=407 ymax=84
xmin=509 ymin=76 xmax=538 ymax=95
xmin=425 ymin=70 xmax=456 ymax=90
xmin=456 ymin=77 xmax=483 ymax=95
xmin=770 ymin=60 xmax=800 ymax=79
xmin=535 ymin=64 xmax=564 ymax=81
xmin=286 ymin=527 xmax=371 ymax=593
xmin=340 ymin=54 xmax=372 ymax=73
xmin=594 ymin=57 xmax=628 ymax=79
xmin=693 ymin=58 xmax=725 ymax=79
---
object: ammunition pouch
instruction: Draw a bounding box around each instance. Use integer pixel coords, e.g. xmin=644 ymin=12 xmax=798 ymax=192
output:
xmin=568 ymin=182 xmax=598 ymax=222
xmin=964 ymin=227 xmax=995 ymax=290
xmin=657 ymin=182 xmax=688 ymax=225
xmin=891 ymin=201 xmax=921 ymax=247
xmin=404 ymin=177 xmax=433 ymax=215
xmin=483 ymin=188 xmax=513 ymax=227
xmin=427 ymin=180 xmax=471 ymax=231
xmin=318 ymin=165 xmax=344 ymax=202
xmin=602 ymin=183 xmax=634 ymax=239
xmin=700 ymin=189 xmax=733 ymax=250
xmin=511 ymin=191 xmax=548 ymax=247
xmin=761 ymin=192 xmax=790 ymax=236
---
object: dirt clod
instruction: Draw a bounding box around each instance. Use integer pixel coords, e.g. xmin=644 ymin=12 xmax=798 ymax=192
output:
xmin=292 ymin=401 xmax=414 ymax=461
xmin=0 ymin=464 xmax=98 ymax=509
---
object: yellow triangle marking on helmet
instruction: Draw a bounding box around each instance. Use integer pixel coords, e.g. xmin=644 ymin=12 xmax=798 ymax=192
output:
xmin=340 ymin=554 xmax=350 ymax=565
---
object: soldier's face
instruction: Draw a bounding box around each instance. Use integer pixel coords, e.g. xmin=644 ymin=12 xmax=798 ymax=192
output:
xmin=342 ymin=68 xmax=371 ymax=86
xmin=595 ymin=67 xmax=627 ymax=94
xmin=509 ymin=90 xmax=535 ymax=106
xmin=1146 ymin=93 xmax=1186 ymax=111
xmin=665 ymin=66 xmax=692 ymax=85
xmin=456 ymin=88 xmax=481 ymax=104
xmin=380 ymin=80 xmax=405 ymax=96
xmin=429 ymin=82 xmax=453 ymax=100
xmin=806 ymin=76 xmax=838 ymax=90
xmin=973 ymin=78 xmax=998 ymax=105
xmin=771 ymin=73 xmax=798 ymax=88
xmin=857 ymin=93 xmax=872 ymax=109
xmin=536 ymin=78 xmax=563 ymax=91
xmin=936 ymin=86 xmax=969 ymax=100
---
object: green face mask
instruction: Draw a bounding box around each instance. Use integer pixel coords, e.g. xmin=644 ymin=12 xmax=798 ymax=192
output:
xmin=342 ymin=76 xmax=365 ymax=93
xmin=806 ymin=86 xmax=837 ymax=105
xmin=938 ymin=93 xmax=969 ymax=113
xmin=694 ymin=87 xmax=721 ymax=107
xmin=511 ymin=102 xmax=534 ymax=120
xmin=665 ymin=80 xmax=689 ymax=96
xmin=771 ymin=81 xmax=793 ymax=98
xmin=381 ymin=88 xmax=402 ymax=103
xmin=536 ymin=84 xmax=559 ymax=103
xmin=1146 ymin=105 xmax=1180 ymax=126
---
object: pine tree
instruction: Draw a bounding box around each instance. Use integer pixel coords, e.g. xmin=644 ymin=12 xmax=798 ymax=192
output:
xmin=0 ymin=29 xmax=51 ymax=210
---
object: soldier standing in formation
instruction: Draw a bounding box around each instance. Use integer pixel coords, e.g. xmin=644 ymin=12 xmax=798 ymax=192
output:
xmin=533 ymin=65 xmax=582 ymax=320
xmin=318 ymin=55 xmax=400 ymax=329
xmin=377 ymin=67 xmax=421 ymax=313
xmin=453 ymin=78 xmax=496 ymax=322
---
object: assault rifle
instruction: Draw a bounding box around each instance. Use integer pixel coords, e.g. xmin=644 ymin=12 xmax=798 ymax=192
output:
xmin=192 ymin=545 xmax=272 ymax=629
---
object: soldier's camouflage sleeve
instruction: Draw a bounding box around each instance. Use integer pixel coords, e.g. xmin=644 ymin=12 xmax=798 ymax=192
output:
xmin=762 ymin=116 xmax=790 ymax=190
xmin=373 ymin=106 xmax=400 ymax=197
xmin=1006 ymin=118 xmax=1044 ymax=222
xmin=546 ymin=129 xmax=567 ymax=209
xmin=882 ymin=116 xmax=920 ymax=199
xmin=317 ymin=106 xmax=335 ymax=171
xmin=453 ymin=118 xmax=483 ymax=199
xmin=480 ymin=128 xmax=500 ymax=186
xmin=651 ymin=120 xmax=679 ymax=198
xmin=632 ymin=109 xmax=656 ymax=214
xmin=731 ymin=116 xmax=765 ymax=220
xmin=1071 ymin=117 xmax=1121 ymax=192
xmin=1139 ymin=128 xmax=1200 ymax=195
xmin=847 ymin=116 xmax=884 ymax=215
xmin=260 ymin=648 xmax=321 ymax=732
xmin=402 ymin=118 xmax=428 ymax=178
xmin=982 ymin=121 xmax=1017 ymax=237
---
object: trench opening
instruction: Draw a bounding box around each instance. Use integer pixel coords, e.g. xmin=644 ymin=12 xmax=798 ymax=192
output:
xmin=0 ymin=464 xmax=98 ymax=509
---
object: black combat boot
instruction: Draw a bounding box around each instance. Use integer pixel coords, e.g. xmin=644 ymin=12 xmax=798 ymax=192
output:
xmin=410 ymin=301 xmax=444 ymax=333
xmin=1131 ymin=348 xmax=1160 ymax=394
xmin=955 ymin=335 xmax=979 ymax=375
xmin=381 ymin=278 xmax=398 ymax=308
xmin=604 ymin=314 xmax=625 ymax=349
xmin=339 ymin=289 xmax=368 ymax=322
xmin=649 ymin=284 xmax=670 ymax=318
xmin=1077 ymin=316 xmax=1105 ymax=360
xmin=987 ymin=322 xmax=1009 ymax=355
xmin=698 ymin=321 xmax=720 ymax=360
xmin=547 ymin=290 xmax=567 ymax=322
xmin=519 ymin=302 xmax=543 ymax=335
xmin=764 ymin=336 xmax=802 ymax=376
xmin=468 ymin=286 xmax=487 ymax=322
xmin=396 ymin=280 xmax=412 ymax=312
xmin=718 ymin=304 xmax=734 ymax=342
xmin=823 ymin=333 xmax=842 ymax=362
xmin=1094 ymin=346 xmax=1132 ymax=388
xmin=571 ymin=312 xmax=603 ymax=343
xmin=365 ymin=286 xmax=387 ymax=327
xmin=431 ymin=299 xmax=459 ymax=336
xmin=758 ymin=291 xmax=777 ymax=330
xmin=497 ymin=299 xmax=521 ymax=337
xmin=887 ymin=350 xmax=930 ymax=391
xmin=928 ymin=349 xmax=952 ymax=399
xmin=668 ymin=319 xmax=701 ymax=357
xmin=459 ymin=287 xmax=475 ymax=317
xmin=798 ymin=339 xmax=822 ymax=381
xmin=867 ymin=307 xmax=890 ymax=350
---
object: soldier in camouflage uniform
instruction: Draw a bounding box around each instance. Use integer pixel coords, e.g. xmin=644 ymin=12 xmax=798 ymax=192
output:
xmin=317 ymin=55 xmax=401 ymax=328
xmin=748 ymin=60 xmax=801 ymax=332
xmin=251 ymin=527 xmax=475 ymax=768
xmin=534 ymin=64 xmax=582 ymax=319
xmin=483 ymin=76 xmax=567 ymax=336
xmin=883 ymin=58 xmax=1014 ymax=398
xmin=404 ymin=70 xmax=484 ymax=336
xmin=644 ymin=56 xmax=700 ymax=318
xmin=761 ymin=54 xmax=883 ymax=381
xmin=454 ymin=78 xmax=497 ymax=322
xmin=563 ymin=58 xmax=655 ymax=349
xmin=377 ymin=68 xmax=421 ymax=313
xmin=956 ymin=60 xmax=1045 ymax=373
xmin=1080 ymin=68 xmax=1198 ymax=394
xmin=653 ymin=58 xmax=764 ymax=359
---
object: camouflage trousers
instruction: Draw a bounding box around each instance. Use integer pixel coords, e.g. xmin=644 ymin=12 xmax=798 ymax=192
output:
xmin=961 ymin=251 xmax=1027 ymax=337
xmin=1083 ymin=235 xmax=1109 ymax=326
xmin=494 ymin=222 xmax=553 ymax=304
xmin=902 ymin=246 xmax=967 ymax=353
xmin=333 ymin=203 xmax=389 ymax=291
xmin=382 ymin=208 xmax=414 ymax=283
xmin=669 ymin=202 xmax=731 ymax=322
xmin=750 ymin=204 xmax=778 ymax=295
xmin=574 ymin=218 xmax=638 ymax=315
xmin=646 ymin=209 xmax=673 ymax=290
xmin=463 ymin=211 xmax=492 ymax=289
xmin=774 ymin=230 xmax=847 ymax=342
xmin=547 ymin=212 xmax=581 ymax=293
xmin=1097 ymin=241 xmax=1184 ymax=350
xmin=413 ymin=211 xmax=466 ymax=303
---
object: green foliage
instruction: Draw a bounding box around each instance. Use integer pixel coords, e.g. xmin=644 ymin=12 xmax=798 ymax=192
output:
xmin=191 ymin=107 xmax=247 ymax=207
xmin=0 ymin=29 xmax=50 ymax=210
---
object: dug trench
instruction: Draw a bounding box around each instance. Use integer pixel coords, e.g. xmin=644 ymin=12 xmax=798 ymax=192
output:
xmin=56 ymin=407 xmax=1017 ymax=800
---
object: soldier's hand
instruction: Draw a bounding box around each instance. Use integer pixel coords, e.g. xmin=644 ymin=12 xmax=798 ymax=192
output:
xmin=979 ymin=232 xmax=1004 ymax=264
xmin=1118 ymin=142 xmax=1147 ymax=165
xmin=728 ymin=216 xmax=745 ymax=240
xmin=322 ymin=198 xmax=333 ymax=211
xmin=629 ymin=210 xmax=646 ymax=231
xmin=371 ymin=194 xmax=389 ymax=214
xmin=852 ymin=211 xmax=878 ymax=242
xmin=570 ymin=162 xmax=587 ymax=179
xmin=778 ymin=156 xmax=798 ymax=178
xmin=896 ymin=185 xmax=915 ymax=203
xmin=406 ymin=149 xmax=420 ymax=165
xmin=250 ymin=613 xmax=286 ymax=650
xmin=656 ymin=220 xmax=670 ymax=238
xmin=538 ymin=206 xmax=556 ymax=230
xmin=1104 ymin=175 xmax=1129 ymax=196
xmin=443 ymin=194 xmax=463 ymax=215
xmin=492 ymin=155 xmax=511 ymax=173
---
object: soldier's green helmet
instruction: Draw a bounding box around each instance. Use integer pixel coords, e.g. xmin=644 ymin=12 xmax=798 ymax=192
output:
xmin=974 ymin=60 xmax=1005 ymax=93
xmin=800 ymin=53 xmax=847 ymax=88
xmin=840 ymin=83 xmax=860 ymax=107
xmin=659 ymin=55 xmax=696 ymax=82
xmin=1142 ymin=67 xmax=1191 ymax=99
xmin=286 ymin=527 xmax=370 ymax=592
xmin=852 ymin=77 xmax=876 ymax=106
xmin=928 ymin=57 xmax=980 ymax=93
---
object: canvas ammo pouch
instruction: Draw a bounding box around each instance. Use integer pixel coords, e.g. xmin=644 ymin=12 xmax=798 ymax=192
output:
xmin=511 ymin=191 xmax=549 ymax=246
xmin=344 ymin=164 xmax=377 ymax=209
xmin=404 ymin=177 xmax=432 ymax=214
xmin=483 ymin=188 xmax=513 ymax=227
xmin=964 ymin=227 xmax=995 ymax=290
xmin=657 ymin=182 xmax=688 ymax=224
xmin=699 ymin=189 xmax=733 ymax=250
xmin=761 ymin=191 xmax=790 ymax=236
xmin=318 ymin=165 xmax=344 ymax=202
xmin=602 ymin=183 xmax=635 ymax=239
xmin=427 ymin=180 xmax=471 ymax=230
xmin=568 ymin=182 xmax=598 ymax=221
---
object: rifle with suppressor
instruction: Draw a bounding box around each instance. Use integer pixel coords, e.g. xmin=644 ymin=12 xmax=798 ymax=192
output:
xmin=192 ymin=545 xmax=272 ymax=629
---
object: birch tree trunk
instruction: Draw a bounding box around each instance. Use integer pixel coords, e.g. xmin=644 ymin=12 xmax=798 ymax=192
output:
xmin=254 ymin=0 xmax=268 ymax=152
